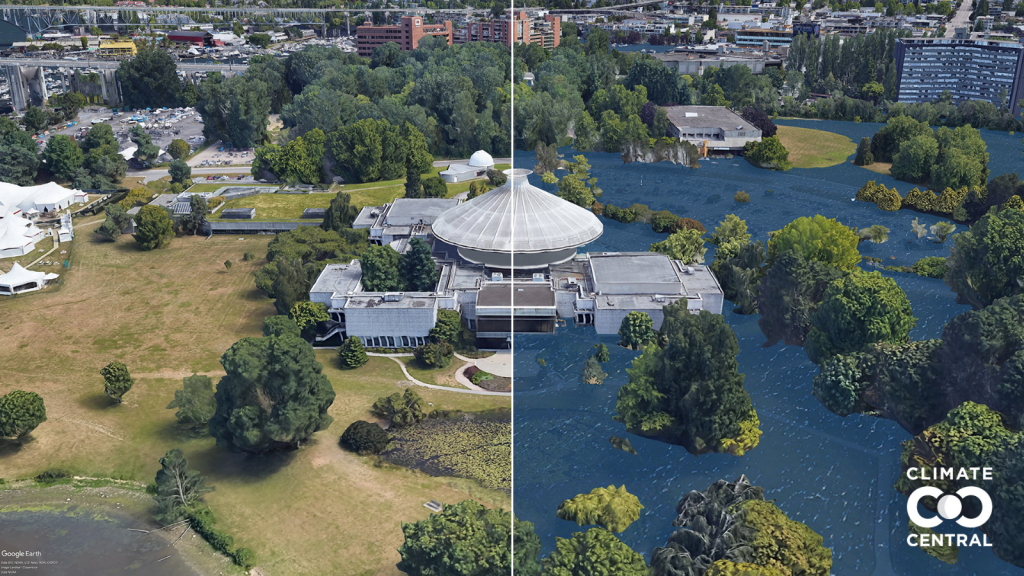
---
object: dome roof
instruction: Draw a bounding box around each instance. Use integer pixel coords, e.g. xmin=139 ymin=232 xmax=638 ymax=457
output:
xmin=431 ymin=169 xmax=603 ymax=256
xmin=467 ymin=150 xmax=495 ymax=167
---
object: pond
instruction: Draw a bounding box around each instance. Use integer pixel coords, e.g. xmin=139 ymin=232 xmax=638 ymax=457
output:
xmin=0 ymin=508 xmax=202 ymax=576
xmin=510 ymin=121 xmax=1024 ymax=575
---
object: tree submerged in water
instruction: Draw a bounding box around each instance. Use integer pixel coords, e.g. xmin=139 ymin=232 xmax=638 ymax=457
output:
xmin=556 ymin=485 xmax=644 ymax=533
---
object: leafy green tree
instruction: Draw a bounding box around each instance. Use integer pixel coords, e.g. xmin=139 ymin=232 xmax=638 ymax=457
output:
xmin=153 ymin=448 xmax=214 ymax=524
xmin=743 ymin=136 xmax=791 ymax=171
xmin=870 ymin=115 xmax=932 ymax=162
xmin=757 ymin=252 xmax=847 ymax=347
xmin=252 ymin=129 xmax=325 ymax=184
xmin=167 ymin=139 xmax=192 ymax=163
xmin=262 ymin=315 xmax=301 ymax=339
xmin=767 ymin=215 xmax=860 ymax=270
xmin=197 ymin=73 xmax=271 ymax=148
xmin=321 ymin=191 xmax=358 ymax=233
xmin=429 ymin=309 xmax=462 ymax=345
xmin=404 ymin=168 xmax=423 ymax=198
xmin=101 ymin=361 xmax=134 ymax=403
xmin=361 ymin=245 xmax=402 ymax=292
xmin=178 ymin=194 xmax=207 ymax=237
xmin=421 ymin=176 xmax=448 ymax=199
xmin=372 ymin=388 xmax=425 ymax=427
xmin=232 ymin=21 xmax=244 ymax=37
xmin=618 ymin=311 xmax=655 ymax=350
xmin=248 ymin=33 xmax=271 ymax=48
xmin=558 ymin=174 xmax=594 ymax=207
xmin=514 ymin=516 xmax=543 ymax=576
xmin=116 ymin=49 xmax=182 ymax=109
xmin=271 ymin=257 xmax=315 ymax=316
xmin=289 ymin=301 xmax=329 ymax=336
xmin=854 ymin=137 xmax=874 ymax=166
xmin=166 ymin=374 xmax=216 ymax=428
xmin=370 ymin=42 xmax=403 ymax=69
xmin=95 ymin=204 xmax=131 ymax=241
xmin=22 ymin=105 xmax=49 ymax=133
xmin=400 ymin=238 xmax=438 ymax=292
xmin=209 ymin=334 xmax=336 ymax=452
xmin=709 ymin=214 xmax=751 ymax=252
xmin=130 ymin=125 xmax=161 ymax=163
xmin=583 ymin=356 xmax=608 ymax=385
xmin=339 ymin=420 xmax=389 ymax=455
xmin=891 ymin=134 xmax=938 ymax=182
xmin=329 ymin=117 xmax=407 ymax=183
xmin=168 ymin=158 xmax=191 ymax=184
xmin=0 ymin=390 xmax=46 ymax=439
xmin=542 ymin=527 xmax=647 ymax=576
xmin=397 ymin=500 xmax=511 ymax=575
xmin=805 ymin=270 xmax=917 ymax=363
xmin=594 ymin=343 xmax=610 ymax=363
xmin=931 ymin=147 xmax=987 ymax=191
xmin=649 ymin=228 xmax=706 ymax=264
xmin=556 ymin=485 xmax=644 ymax=532
xmin=945 ymin=209 xmax=1024 ymax=308
xmin=42 ymin=135 xmax=83 ymax=180
xmin=0 ymin=135 xmax=41 ymax=186
xmin=132 ymin=205 xmax=175 ymax=251
xmin=930 ymin=221 xmax=956 ymax=242
xmin=414 ymin=341 xmax=455 ymax=369
xmin=338 ymin=336 xmax=369 ymax=369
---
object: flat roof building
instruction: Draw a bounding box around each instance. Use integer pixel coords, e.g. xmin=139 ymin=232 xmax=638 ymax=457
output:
xmin=654 ymin=51 xmax=770 ymax=76
xmin=354 ymin=197 xmax=462 ymax=246
xmin=356 ymin=15 xmax=453 ymax=57
xmin=664 ymin=106 xmax=762 ymax=154
xmin=167 ymin=30 xmax=213 ymax=47
xmin=98 ymin=40 xmax=137 ymax=57
xmin=894 ymin=38 xmax=1024 ymax=115
xmin=456 ymin=12 xmax=561 ymax=48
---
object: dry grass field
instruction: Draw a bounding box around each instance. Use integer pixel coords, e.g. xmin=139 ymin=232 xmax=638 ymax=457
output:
xmin=775 ymin=125 xmax=857 ymax=169
xmin=0 ymin=233 xmax=510 ymax=576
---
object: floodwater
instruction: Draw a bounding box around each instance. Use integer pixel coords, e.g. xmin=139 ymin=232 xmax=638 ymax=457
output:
xmin=511 ymin=120 xmax=1024 ymax=575
xmin=0 ymin=509 xmax=201 ymax=576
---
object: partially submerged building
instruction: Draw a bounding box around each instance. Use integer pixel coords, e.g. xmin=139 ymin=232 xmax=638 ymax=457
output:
xmin=310 ymin=169 xmax=724 ymax=348
xmin=664 ymin=106 xmax=762 ymax=155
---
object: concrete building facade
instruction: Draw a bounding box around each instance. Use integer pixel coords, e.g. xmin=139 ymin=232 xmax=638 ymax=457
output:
xmin=455 ymin=12 xmax=561 ymax=48
xmin=894 ymin=38 xmax=1024 ymax=115
xmin=664 ymin=106 xmax=762 ymax=154
xmin=356 ymin=16 xmax=453 ymax=57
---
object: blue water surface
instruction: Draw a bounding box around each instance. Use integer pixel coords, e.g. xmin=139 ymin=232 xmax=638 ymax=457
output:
xmin=511 ymin=121 xmax=1024 ymax=575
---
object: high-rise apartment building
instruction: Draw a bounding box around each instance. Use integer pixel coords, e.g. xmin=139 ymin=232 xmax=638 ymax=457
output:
xmin=356 ymin=16 xmax=453 ymax=57
xmin=894 ymin=38 xmax=1024 ymax=115
xmin=456 ymin=12 xmax=561 ymax=49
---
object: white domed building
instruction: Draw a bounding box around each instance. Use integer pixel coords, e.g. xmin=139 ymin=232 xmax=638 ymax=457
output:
xmin=439 ymin=150 xmax=494 ymax=183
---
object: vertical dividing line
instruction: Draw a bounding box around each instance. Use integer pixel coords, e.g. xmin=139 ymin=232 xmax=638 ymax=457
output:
xmin=508 ymin=1 xmax=516 ymax=573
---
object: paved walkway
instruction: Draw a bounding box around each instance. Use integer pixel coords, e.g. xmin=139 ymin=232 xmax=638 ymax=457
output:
xmin=366 ymin=352 xmax=511 ymax=397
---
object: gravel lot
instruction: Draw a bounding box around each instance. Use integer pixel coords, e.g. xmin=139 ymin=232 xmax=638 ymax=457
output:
xmin=41 ymin=105 xmax=207 ymax=160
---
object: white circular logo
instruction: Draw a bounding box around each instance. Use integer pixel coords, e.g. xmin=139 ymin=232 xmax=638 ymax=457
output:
xmin=907 ymin=486 xmax=992 ymax=529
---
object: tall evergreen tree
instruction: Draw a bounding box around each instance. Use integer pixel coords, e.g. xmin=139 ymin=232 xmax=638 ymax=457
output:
xmin=321 ymin=191 xmax=358 ymax=232
xmin=399 ymin=238 xmax=439 ymax=292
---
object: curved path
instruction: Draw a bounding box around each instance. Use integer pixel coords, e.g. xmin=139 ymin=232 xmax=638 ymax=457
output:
xmin=366 ymin=352 xmax=511 ymax=397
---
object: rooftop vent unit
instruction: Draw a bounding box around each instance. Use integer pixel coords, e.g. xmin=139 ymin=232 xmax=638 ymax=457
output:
xmin=491 ymin=272 xmax=504 ymax=282
xmin=532 ymin=273 xmax=545 ymax=282
xmin=652 ymin=294 xmax=666 ymax=302
xmin=383 ymin=293 xmax=403 ymax=302
xmin=685 ymin=112 xmax=698 ymax=117
xmin=686 ymin=266 xmax=696 ymax=274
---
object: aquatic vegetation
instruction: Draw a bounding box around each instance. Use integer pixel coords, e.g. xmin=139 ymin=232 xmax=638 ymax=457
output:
xmin=385 ymin=415 xmax=510 ymax=490
xmin=556 ymin=485 xmax=644 ymax=533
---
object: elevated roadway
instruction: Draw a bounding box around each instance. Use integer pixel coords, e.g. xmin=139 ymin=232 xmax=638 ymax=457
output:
xmin=0 ymin=56 xmax=248 ymax=73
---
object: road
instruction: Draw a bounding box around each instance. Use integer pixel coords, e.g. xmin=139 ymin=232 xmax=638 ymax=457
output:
xmin=433 ymin=157 xmax=512 ymax=167
xmin=133 ymin=166 xmax=251 ymax=183
xmin=945 ymin=0 xmax=972 ymax=37
xmin=0 ymin=57 xmax=247 ymax=73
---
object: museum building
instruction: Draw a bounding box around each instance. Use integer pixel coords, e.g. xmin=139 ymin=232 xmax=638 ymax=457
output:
xmin=310 ymin=169 xmax=724 ymax=348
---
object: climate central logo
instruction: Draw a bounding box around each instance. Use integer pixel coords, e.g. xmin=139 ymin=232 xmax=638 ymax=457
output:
xmin=905 ymin=467 xmax=994 ymax=548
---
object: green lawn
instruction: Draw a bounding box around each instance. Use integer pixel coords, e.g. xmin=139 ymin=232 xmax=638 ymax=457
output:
xmin=0 ymin=234 xmax=509 ymax=576
xmin=775 ymin=125 xmax=857 ymax=169
xmin=401 ymin=356 xmax=467 ymax=388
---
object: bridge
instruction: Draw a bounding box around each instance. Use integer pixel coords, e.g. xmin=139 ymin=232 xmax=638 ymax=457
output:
xmin=0 ymin=56 xmax=247 ymax=73
xmin=548 ymin=0 xmax=665 ymax=13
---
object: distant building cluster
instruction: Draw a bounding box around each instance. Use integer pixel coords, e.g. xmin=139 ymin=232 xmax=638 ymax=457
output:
xmin=356 ymin=11 xmax=561 ymax=57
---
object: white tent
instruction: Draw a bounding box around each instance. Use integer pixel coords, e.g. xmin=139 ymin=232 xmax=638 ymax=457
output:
xmin=0 ymin=262 xmax=58 ymax=295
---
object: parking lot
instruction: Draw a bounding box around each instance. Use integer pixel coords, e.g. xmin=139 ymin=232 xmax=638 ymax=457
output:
xmin=42 ymin=106 xmax=207 ymax=162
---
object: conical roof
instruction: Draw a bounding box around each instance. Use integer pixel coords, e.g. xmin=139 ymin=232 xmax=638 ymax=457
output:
xmin=432 ymin=169 xmax=603 ymax=255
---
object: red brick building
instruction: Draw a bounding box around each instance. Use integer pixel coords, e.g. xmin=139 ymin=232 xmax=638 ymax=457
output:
xmin=356 ymin=16 xmax=453 ymax=57
xmin=457 ymin=12 xmax=561 ymax=49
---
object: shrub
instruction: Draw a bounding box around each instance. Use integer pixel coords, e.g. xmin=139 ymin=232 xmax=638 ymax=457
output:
xmin=734 ymin=191 xmax=750 ymax=203
xmin=414 ymin=341 xmax=454 ymax=369
xmin=207 ymin=196 xmax=224 ymax=209
xmin=339 ymin=420 xmax=389 ymax=455
xmin=35 ymin=468 xmax=71 ymax=482
xmin=470 ymin=370 xmax=493 ymax=385
xmin=912 ymin=256 xmax=948 ymax=279
xmin=591 ymin=202 xmax=603 ymax=215
xmin=338 ymin=336 xmax=369 ymax=369
xmin=674 ymin=217 xmax=706 ymax=234
xmin=232 ymin=548 xmax=256 ymax=569
xmin=651 ymin=210 xmax=680 ymax=233
xmin=242 ymin=252 xmax=256 ymax=261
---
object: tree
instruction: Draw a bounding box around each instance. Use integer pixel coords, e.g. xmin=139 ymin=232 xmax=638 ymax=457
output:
xmin=558 ymin=174 xmax=595 ymax=208
xmin=583 ymin=355 xmax=608 ymax=385
xmin=891 ymin=134 xmax=938 ymax=182
xmin=42 ymin=135 xmax=83 ymax=180
xmin=862 ymin=224 xmax=890 ymax=243
xmin=130 ymin=125 xmax=161 ymax=163
xmin=618 ymin=311 xmax=655 ymax=350
xmin=743 ymin=136 xmax=791 ymax=171
xmin=252 ymin=129 xmax=325 ymax=184
xmin=95 ymin=204 xmax=131 ymax=241
xmin=400 ymin=238 xmax=439 ymax=292
xmin=209 ymin=334 xmax=336 ymax=453
xmin=168 ymin=139 xmax=190 ymax=160
xmin=153 ymin=448 xmax=214 ymax=524
xmin=767 ymin=215 xmax=860 ymax=270
xmin=397 ymin=501 xmax=512 ymax=575
xmin=372 ymin=388 xmax=425 ymax=427
xmin=271 ymin=257 xmax=317 ymax=316
xmin=232 ymin=21 xmax=244 ymax=37
xmin=756 ymin=251 xmax=847 ymax=347
xmin=361 ymin=245 xmax=402 ymax=292
xmin=650 ymin=228 xmax=706 ymax=264
xmin=116 ymin=49 xmax=181 ymax=109
xmin=248 ymin=33 xmax=271 ymax=48
xmin=0 ymin=390 xmax=46 ymax=439
xmin=329 ymin=118 xmax=405 ymax=183
xmin=22 ymin=105 xmax=48 ymax=133
xmin=805 ymin=270 xmax=917 ymax=363
xmin=132 ymin=205 xmax=175 ymax=251
xmin=262 ymin=315 xmax=301 ymax=338
xmin=515 ymin=517 xmax=542 ymax=576
xmin=535 ymin=142 xmax=564 ymax=174
xmin=289 ymin=301 xmax=329 ymax=337
xmin=870 ymin=116 xmax=931 ymax=162
xmin=741 ymin=107 xmax=777 ymax=138
xmin=429 ymin=309 xmax=462 ymax=345
xmin=421 ymin=176 xmax=448 ymax=199
xmin=854 ymin=137 xmax=874 ymax=166
xmin=339 ymin=420 xmax=389 ymax=455
xmin=168 ymin=159 xmax=191 ymax=184
xmin=101 ymin=361 xmax=134 ymax=403
xmin=930 ymin=220 xmax=956 ymax=242
xmin=414 ymin=341 xmax=455 ymax=369
xmin=542 ymin=528 xmax=647 ymax=576
xmin=338 ymin=336 xmax=369 ymax=369
xmin=556 ymin=485 xmax=644 ymax=532
xmin=166 ymin=374 xmax=216 ymax=428
xmin=321 ymin=191 xmax=358 ymax=233
xmin=945 ymin=209 xmax=1024 ymax=308
xmin=404 ymin=168 xmax=422 ymax=198
xmin=197 ymin=73 xmax=271 ymax=148
xmin=179 ymin=194 xmax=208 ymax=236
xmin=594 ymin=343 xmax=610 ymax=362
xmin=0 ymin=134 xmax=41 ymax=186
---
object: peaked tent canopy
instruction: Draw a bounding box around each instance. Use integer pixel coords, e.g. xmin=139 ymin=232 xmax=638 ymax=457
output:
xmin=0 ymin=262 xmax=57 ymax=295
